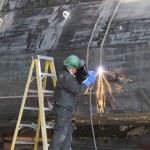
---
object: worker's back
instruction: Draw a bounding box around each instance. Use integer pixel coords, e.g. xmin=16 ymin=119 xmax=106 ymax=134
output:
xmin=54 ymin=69 xmax=86 ymax=111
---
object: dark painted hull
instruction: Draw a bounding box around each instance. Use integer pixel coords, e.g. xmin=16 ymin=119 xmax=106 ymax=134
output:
xmin=0 ymin=0 xmax=150 ymax=126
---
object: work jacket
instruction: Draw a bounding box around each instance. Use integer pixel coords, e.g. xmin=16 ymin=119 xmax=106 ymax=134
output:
xmin=54 ymin=69 xmax=87 ymax=111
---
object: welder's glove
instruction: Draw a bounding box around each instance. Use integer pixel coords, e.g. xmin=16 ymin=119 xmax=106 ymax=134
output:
xmin=87 ymin=70 xmax=95 ymax=76
xmin=82 ymin=73 xmax=97 ymax=87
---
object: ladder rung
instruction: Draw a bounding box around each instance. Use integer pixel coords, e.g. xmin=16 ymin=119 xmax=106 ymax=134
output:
xmin=46 ymin=125 xmax=54 ymax=129
xmin=20 ymin=124 xmax=54 ymax=129
xmin=16 ymin=141 xmax=34 ymax=144
xmin=28 ymin=90 xmax=38 ymax=93
xmin=28 ymin=90 xmax=54 ymax=94
xmin=42 ymin=90 xmax=54 ymax=94
xmin=43 ymin=90 xmax=54 ymax=94
xmin=20 ymin=124 xmax=33 ymax=128
xmin=38 ymin=55 xmax=54 ymax=61
xmin=24 ymin=107 xmax=51 ymax=111
xmin=41 ymin=72 xmax=56 ymax=77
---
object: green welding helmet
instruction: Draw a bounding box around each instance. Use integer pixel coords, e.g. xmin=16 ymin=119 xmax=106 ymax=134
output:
xmin=63 ymin=55 xmax=81 ymax=68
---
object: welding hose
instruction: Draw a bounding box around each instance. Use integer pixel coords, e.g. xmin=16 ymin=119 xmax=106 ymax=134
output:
xmin=89 ymin=86 xmax=98 ymax=150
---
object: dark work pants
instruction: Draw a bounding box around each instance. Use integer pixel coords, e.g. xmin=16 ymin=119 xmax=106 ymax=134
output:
xmin=49 ymin=105 xmax=73 ymax=150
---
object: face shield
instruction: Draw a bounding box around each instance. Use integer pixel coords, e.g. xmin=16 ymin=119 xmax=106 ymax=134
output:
xmin=75 ymin=60 xmax=88 ymax=84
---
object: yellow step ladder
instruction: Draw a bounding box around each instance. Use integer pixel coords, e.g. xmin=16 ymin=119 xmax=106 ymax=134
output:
xmin=11 ymin=55 xmax=57 ymax=150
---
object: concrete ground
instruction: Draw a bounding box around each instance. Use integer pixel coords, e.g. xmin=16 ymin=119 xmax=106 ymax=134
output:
xmin=2 ymin=137 xmax=148 ymax=150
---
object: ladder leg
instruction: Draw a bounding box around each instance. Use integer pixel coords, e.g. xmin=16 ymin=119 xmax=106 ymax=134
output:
xmin=42 ymin=60 xmax=49 ymax=89
xmin=11 ymin=60 xmax=36 ymax=150
xmin=34 ymin=60 xmax=49 ymax=149
xmin=49 ymin=61 xmax=57 ymax=87
xmin=36 ymin=60 xmax=48 ymax=150
xmin=34 ymin=113 xmax=41 ymax=150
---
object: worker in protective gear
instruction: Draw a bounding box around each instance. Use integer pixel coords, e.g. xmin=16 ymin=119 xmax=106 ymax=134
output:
xmin=49 ymin=55 xmax=96 ymax=150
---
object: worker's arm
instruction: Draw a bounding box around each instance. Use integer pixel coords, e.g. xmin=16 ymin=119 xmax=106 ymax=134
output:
xmin=65 ymin=72 xmax=97 ymax=94
xmin=65 ymin=74 xmax=87 ymax=95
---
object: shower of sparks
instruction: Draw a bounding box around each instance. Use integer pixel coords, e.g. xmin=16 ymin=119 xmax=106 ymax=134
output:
xmin=96 ymin=67 xmax=132 ymax=113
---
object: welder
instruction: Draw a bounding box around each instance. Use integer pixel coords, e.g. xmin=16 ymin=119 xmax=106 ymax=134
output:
xmin=49 ymin=55 xmax=97 ymax=150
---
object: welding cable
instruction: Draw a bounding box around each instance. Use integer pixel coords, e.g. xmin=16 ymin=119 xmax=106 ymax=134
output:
xmin=99 ymin=0 xmax=123 ymax=65
xmin=86 ymin=0 xmax=124 ymax=67
xmin=89 ymin=86 xmax=97 ymax=150
xmin=86 ymin=0 xmax=110 ymax=68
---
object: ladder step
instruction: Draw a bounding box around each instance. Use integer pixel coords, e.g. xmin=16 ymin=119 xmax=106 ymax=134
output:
xmin=41 ymin=72 xmax=56 ymax=77
xmin=24 ymin=107 xmax=51 ymax=111
xmin=46 ymin=125 xmax=54 ymax=129
xmin=20 ymin=124 xmax=54 ymax=129
xmin=28 ymin=90 xmax=54 ymax=94
xmin=16 ymin=141 xmax=34 ymax=145
xmin=16 ymin=141 xmax=50 ymax=146
xmin=38 ymin=55 xmax=54 ymax=61
xmin=43 ymin=90 xmax=54 ymax=94
xmin=20 ymin=124 xmax=34 ymax=128
xmin=28 ymin=90 xmax=38 ymax=93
